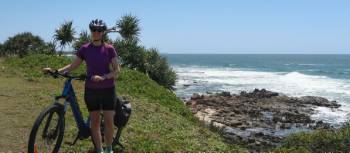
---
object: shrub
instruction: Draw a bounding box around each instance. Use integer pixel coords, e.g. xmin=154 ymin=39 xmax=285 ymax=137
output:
xmin=274 ymin=123 xmax=350 ymax=152
xmin=144 ymin=48 xmax=176 ymax=89
xmin=2 ymin=32 xmax=46 ymax=57
xmin=113 ymin=39 xmax=146 ymax=72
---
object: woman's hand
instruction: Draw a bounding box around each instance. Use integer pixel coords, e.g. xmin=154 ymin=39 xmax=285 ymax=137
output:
xmin=91 ymin=75 xmax=106 ymax=82
xmin=42 ymin=67 xmax=53 ymax=74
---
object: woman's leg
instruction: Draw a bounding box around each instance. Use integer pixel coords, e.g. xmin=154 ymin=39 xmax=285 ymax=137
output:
xmin=90 ymin=111 xmax=102 ymax=151
xmin=103 ymin=110 xmax=115 ymax=147
xmin=101 ymin=86 xmax=116 ymax=152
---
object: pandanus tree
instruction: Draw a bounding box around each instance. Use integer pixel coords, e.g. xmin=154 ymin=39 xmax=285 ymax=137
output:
xmin=116 ymin=14 xmax=141 ymax=42
xmin=54 ymin=21 xmax=76 ymax=56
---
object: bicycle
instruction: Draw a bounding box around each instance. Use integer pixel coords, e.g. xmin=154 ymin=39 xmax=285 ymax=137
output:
xmin=27 ymin=70 xmax=131 ymax=153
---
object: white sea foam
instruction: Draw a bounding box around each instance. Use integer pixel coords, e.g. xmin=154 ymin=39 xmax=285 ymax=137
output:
xmin=298 ymin=64 xmax=324 ymax=66
xmin=283 ymin=63 xmax=323 ymax=66
xmin=173 ymin=66 xmax=350 ymax=124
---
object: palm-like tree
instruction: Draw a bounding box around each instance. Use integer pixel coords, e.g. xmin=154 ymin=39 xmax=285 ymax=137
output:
xmin=54 ymin=21 xmax=76 ymax=56
xmin=73 ymin=30 xmax=91 ymax=51
xmin=45 ymin=40 xmax=57 ymax=55
xmin=116 ymin=15 xmax=141 ymax=42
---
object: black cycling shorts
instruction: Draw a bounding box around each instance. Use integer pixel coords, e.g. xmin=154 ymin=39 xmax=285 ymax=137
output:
xmin=84 ymin=86 xmax=116 ymax=112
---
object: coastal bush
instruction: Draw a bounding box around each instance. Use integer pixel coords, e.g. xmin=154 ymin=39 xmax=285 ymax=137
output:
xmin=144 ymin=48 xmax=176 ymax=89
xmin=274 ymin=123 xmax=350 ymax=152
xmin=113 ymin=39 xmax=146 ymax=72
xmin=273 ymin=146 xmax=312 ymax=153
xmin=2 ymin=32 xmax=46 ymax=57
xmin=41 ymin=41 xmax=57 ymax=55
xmin=0 ymin=43 xmax=4 ymax=56
xmin=73 ymin=30 xmax=91 ymax=51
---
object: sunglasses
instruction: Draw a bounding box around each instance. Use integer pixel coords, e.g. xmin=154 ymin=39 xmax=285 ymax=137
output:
xmin=91 ymin=28 xmax=104 ymax=32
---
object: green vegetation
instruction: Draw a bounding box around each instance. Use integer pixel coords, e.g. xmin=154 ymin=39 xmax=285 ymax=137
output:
xmin=54 ymin=20 xmax=76 ymax=56
xmin=4 ymin=54 xmax=84 ymax=78
xmin=273 ymin=124 xmax=350 ymax=153
xmin=116 ymin=15 xmax=141 ymax=42
xmin=113 ymin=14 xmax=176 ymax=89
xmin=113 ymin=37 xmax=176 ymax=90
xmin=73 ymin=30 xmax=91 ymax=51
xmin=0 ymin=54 xmax=248 ymax=152
xmin=1 ymin=32 xmax=54 ymax=57
xmin=144 ymin=48 xmax=176 ymax=90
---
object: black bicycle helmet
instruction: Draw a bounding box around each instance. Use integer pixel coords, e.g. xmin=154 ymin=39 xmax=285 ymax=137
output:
xmin=89 ymin=19 xmax=107 ymax=31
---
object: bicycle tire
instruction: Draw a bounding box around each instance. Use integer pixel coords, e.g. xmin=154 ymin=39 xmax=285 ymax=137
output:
xmin=28 ymin=103 xmax=65 ymax=153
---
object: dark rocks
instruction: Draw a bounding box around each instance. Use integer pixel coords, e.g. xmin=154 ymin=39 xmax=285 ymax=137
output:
xmin=206 ymin=91 xmax=213 ymax=94
xmin=314 ymin=121 xmax=332 ymax=129
xmin=298 ymin=96 xmax=340 ymax=108
xmin=183 ymin=84 xmax=191 ymax=87
xmin=191 ymin=93 xmax=201 ymax=100
xmin=240 ymin=88 xmax=279 ymax=98
xmin=220 ymin=91 xmax=231 ymax=97
xmin=186 ymin=88 xmax=341 ymax=152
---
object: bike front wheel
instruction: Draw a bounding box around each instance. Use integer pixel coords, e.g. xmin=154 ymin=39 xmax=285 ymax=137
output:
xmin=28 ymin=103 xmax=65 ymax=153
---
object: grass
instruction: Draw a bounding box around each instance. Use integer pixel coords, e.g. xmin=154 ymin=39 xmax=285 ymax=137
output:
xmin=273 ymin=124 xmax=350 ymax=153
xmin=0 ymin=54 xmax=248 ymax=153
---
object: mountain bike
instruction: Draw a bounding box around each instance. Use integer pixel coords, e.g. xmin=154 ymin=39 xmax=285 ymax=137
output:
xmin=27 ymin=70 xmax=131 ymax=153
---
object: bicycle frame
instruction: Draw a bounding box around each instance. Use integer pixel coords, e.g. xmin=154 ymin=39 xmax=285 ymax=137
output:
xmin=55 ymin=78 xmax=90 ymax=135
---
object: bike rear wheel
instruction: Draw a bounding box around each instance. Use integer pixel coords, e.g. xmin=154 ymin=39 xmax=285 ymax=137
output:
xmin=28 ymin=103 xmax=65 ymax=153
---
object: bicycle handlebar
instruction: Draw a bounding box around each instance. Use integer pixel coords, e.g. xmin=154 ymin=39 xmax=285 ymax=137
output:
xmin=45 ymin=70 xmax=87 ymax=81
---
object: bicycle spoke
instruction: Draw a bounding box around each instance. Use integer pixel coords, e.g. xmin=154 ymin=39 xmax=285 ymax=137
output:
xmin=35 ymin=111 xmax=61 ymax=153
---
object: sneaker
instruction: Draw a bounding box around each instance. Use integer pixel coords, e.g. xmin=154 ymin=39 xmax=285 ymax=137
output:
xmin=104 ymin=150 xmax=113 ymax=153
xmin=104 ymin=146 xmax=113 ymax=153
xmin=96 ymin=150 xmax=103 ymax=153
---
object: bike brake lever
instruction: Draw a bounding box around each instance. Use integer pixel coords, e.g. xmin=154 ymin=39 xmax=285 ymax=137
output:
xmin=52 ymin=70 xmax=59 ymax=78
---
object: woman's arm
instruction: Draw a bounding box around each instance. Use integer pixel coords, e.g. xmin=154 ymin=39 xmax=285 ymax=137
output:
xmin=103 ymin=57 xmax=120 ymax=79
xmin=58 ymin=56 xmax=83 ymax=73
xmin=43 ymin=56 xmax=83 ymax=74
xmin=91 ymin=57 xmax=119 ymax=82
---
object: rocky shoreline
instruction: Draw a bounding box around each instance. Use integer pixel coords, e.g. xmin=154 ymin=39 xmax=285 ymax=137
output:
xmin=185 ymin=89 xmax=341 ymax=152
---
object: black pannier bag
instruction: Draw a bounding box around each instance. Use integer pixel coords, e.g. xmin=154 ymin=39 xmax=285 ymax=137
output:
xmin=114 ymin=97 xmax=132 ymax=128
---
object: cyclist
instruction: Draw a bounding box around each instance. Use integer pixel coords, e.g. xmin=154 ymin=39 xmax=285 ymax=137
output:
xmin=43 ymin=19 xmax=120 ymax=153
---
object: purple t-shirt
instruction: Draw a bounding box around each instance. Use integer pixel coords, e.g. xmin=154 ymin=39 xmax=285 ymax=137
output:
xmin=76 ymin=43 xmax=117 ymax=89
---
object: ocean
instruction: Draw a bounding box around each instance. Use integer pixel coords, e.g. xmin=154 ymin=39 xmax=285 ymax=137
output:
xmin=164 ymin=54 xmax=350 ymax=125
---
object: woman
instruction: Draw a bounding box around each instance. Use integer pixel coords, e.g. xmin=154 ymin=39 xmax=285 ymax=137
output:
xmin=43 ymin=19 xmax=119 ymax=153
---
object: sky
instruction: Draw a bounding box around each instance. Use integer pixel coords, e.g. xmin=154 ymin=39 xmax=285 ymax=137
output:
xmin=0 ymin=0 xmax=349 ymax=54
